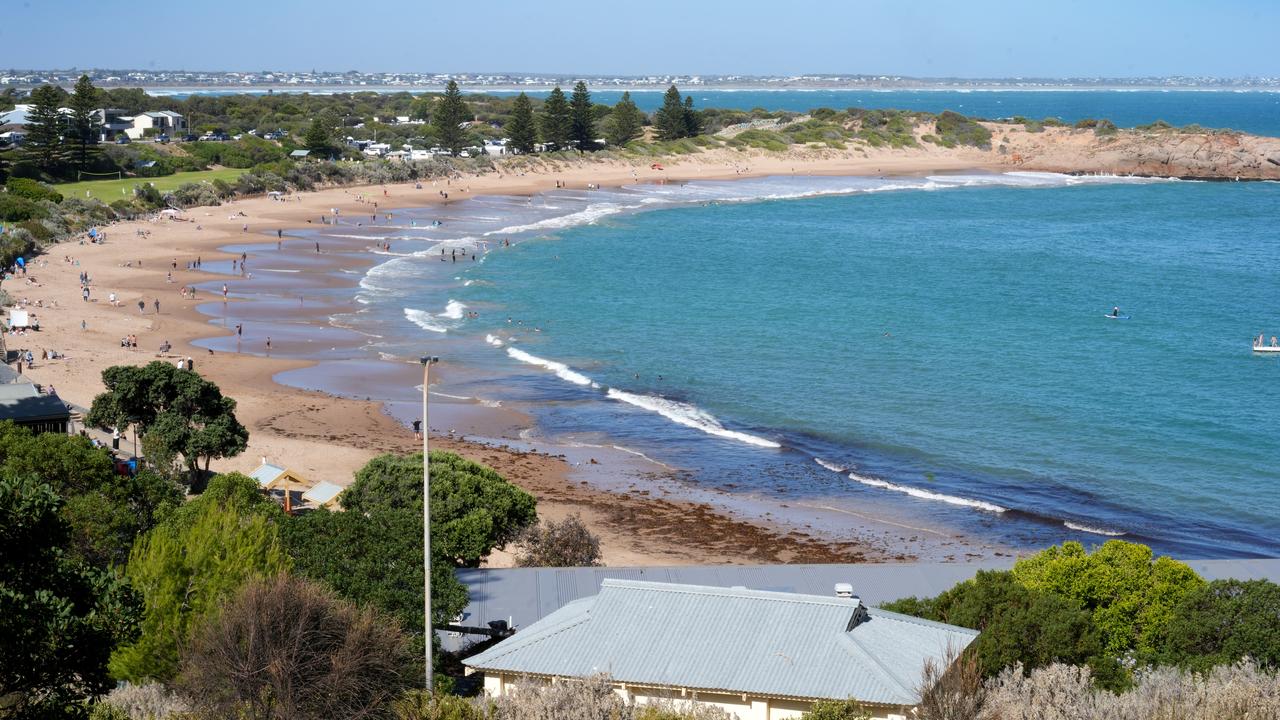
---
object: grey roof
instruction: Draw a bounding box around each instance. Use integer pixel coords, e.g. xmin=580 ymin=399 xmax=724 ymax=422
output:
xmin=464 ymin=579 xmax=977 ymax=706
xmin=0 ymin=382 xmax=70 ymax=423
xmin=451 ymin=559 xmax=1280 ymax=654
xmin=248 ymin=462 xmax=286 ymax=488
xmin=290 ymin=149 xmax=311 ymax=157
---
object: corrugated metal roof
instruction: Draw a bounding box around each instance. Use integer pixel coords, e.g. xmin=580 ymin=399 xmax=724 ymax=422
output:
xmin=248 ymin=463 xmax=285 ymax=488
xmin=302 ymin=481 xmax=343 ymax=505
xmin=449 ymin=559 xmax=1280 ymax=655
xmin=464 ymin=579 xmax=977 ymax=705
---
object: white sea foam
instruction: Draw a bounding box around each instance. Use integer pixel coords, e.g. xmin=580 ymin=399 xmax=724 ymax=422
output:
xmin=605 ymin=389 xmax=781 ymax=449
xmin=506 ymin=347 xmax=595 ymax=387
xmin=1064 ymin=521 xmax=1127 ymax=537
xmin=814 ymin=457 xmax=847 ymax=473
xmin=404 ymin=308 xmax=447 ymax=333
xmin=483 ymin=202 xmax=633 ymax=236
xmin=847 ymin=471 xmax=1007 ymax=513
xmin=485 ymin=334 xmax=504 ymax=347
xmin=440 ymin=300 xmax=466 ymax=319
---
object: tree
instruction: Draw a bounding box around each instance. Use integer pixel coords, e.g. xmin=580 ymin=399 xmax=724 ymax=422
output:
xmin=87 ymin=362 xmax=249 ymax=487
xmin=1011 ymin=540 xmax=1204 ymax=661
xmin=538 ymin=86 xmax=571 ymax=151
xmin=682 ymin=95 xmax=702 ymax=138
xmin=654 ymin=85 xmax=687 ymax=141
xmin=341 ymin=451 xmax=537 ymax=567
xmin=1160 ymin=579 xmax=1280 ymax=672
xmin=513 ymin=514 xmax=602 ymax=567
xmin=605 ymin=92 xmax=644 ymax=148
xmin=0 ymin=477 xmax=142 ymax=716
xmin=110 ymin=481 xmax=290 ymax=682
xmin=882 ymin=570 xmax=1123 ymax=688
xmin=569 ymin=81 xmax=596 ymax=152
xmin=432 ymin=80 xmax=470 ymax=156
xmin=0 ymin=421 xmax=182 ymax=569
xmin=22 ymin=84 xmax=67 ymax=173
xmin=179 ymin=574 xmax=411 ymax=720
xmin=67 ymin=74 xmax=102 ymax=170
xmin=408 ymin=95 xmax=433 ymax=123
xmin=506 ymin=92 xmax=537 ymax=154
xmin=303 ymin=118 xmax=331 ymax=155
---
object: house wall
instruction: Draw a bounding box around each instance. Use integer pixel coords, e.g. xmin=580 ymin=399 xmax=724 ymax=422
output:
xmin=480 ymin=672 xmax=908 ymax=720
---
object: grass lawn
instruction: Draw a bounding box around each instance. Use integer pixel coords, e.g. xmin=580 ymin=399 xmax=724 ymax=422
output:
xmin=59 ymin=168 xmax=247 ymax=203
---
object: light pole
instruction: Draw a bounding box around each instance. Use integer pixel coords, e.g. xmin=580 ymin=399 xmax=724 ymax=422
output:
xmin=420 ymin=355 xmax=439 ymax=691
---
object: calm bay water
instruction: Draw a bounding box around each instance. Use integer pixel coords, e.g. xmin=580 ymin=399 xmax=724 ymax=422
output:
xmin=245 ymin=89 xmax=1280 ymax=558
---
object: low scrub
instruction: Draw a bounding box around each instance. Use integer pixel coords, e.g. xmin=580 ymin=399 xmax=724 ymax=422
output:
xmin=6 ymin=177 xmax=63 ymax=203
xmin=933 ymin=111 xmax=992 ymax=149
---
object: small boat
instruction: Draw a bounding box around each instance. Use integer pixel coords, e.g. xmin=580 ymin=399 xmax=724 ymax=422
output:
xmin=1253 ymin=345 xmax=1280 ymax=354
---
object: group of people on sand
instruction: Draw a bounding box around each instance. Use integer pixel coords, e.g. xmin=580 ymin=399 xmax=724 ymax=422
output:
xmin=1255 ymin=333 xmax=1279 ymax=348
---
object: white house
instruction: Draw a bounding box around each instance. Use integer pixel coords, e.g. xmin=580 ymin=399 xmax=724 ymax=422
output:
xmin=464 ymin=579 xmax=979 ymax=720
xmin=124 ymin=110 xmax=187 ymax=139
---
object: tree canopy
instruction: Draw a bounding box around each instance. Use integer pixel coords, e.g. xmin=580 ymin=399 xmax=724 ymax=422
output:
xmin=432 ymin=80 xmax=470 ymax=156
xmin=605 ymin=92 xmax=645 ymax=148
xmin=0 ymin=476 xmax=141 ymax=716
xmin=110 ymin=474 xmax=290 ymax=682
xmin=22 ymin=84 xmax=66 ymax=173
xmin=506 ymin=92 xmax=537 ymax=154
xmin=538 ymin=86 xmax=571 ymax=151
xmin=569 ymin=82 xmax=596 ymax=152
xmin=1159 ymin=579 xmax=1280 ymax=672
xmin=87 ymin=362 xmax=249 ymax=487
xmin=67 ymin=74 xmax=102 ymax=170
xmin=654 ymin=85 xmax=689 ymax=141
xmin=1011 ymin=540 xmax=1204 ymax=660
xmin=179 ymin=574 xmax=410 ymax=720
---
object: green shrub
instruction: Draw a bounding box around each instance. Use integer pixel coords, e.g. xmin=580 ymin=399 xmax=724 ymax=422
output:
xmin=0 ymin=228 xmax=36 ymax=268
xmin=1094 ymin=119 xmax=1118 ymax=136
xmin=0 ymin=194 xmax=43 ymax=222
xmin=800 ymin=699 xmax=871 ymax=719
xmin=935 ymin=110 xmax=992 ymax=149
xmin=5 ymin=177 xmax=63 ymax=203
xmin=16 ymin=220 xmax=53 ymax=243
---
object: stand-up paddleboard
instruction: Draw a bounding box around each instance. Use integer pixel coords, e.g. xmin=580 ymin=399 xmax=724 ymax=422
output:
xmin=1103 ymin=314 xmax=1131 ymax=320
xmin=1253 ymin=345 xmax=1280 ymax=353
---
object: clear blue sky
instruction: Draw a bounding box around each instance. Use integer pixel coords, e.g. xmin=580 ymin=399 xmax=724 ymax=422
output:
xmin=3 ymin=0 xmax=1278 ymax=78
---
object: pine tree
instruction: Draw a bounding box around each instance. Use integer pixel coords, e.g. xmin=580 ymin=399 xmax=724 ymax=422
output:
xmin=23 ymin=84 xmax=67 ymax=173
xmin=539 ymin=86 xmax=571 ymax=151
xmin=303 ymin=118 xmax=330 ymax=155
xmin=605 ymin=91 xmax=644 ymax=147
xmin=654 ymin=85 xmax=686 ymax=141
xmin=433 ymin=80 xmax=470 ymax=156
xmin=66 ymin=75 xmax=102 ymax=170
xmin=506 ymin=92 xmax=537 ymax=154
xmin=683 ymin=95 xmax=702 ymax=138
xmin=569 ymin=81 xmax=596 ymax=152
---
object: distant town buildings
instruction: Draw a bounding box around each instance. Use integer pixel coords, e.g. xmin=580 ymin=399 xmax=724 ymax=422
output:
xmin=2 ymin=68 xmax=1278 ymax=91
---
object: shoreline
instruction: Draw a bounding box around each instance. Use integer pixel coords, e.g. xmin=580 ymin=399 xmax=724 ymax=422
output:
xmin=18 ymin=152 xmax=1029 ymax=566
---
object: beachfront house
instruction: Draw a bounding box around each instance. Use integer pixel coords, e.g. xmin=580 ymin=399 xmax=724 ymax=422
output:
xmin=125 ymin=111 xmax=187 ymax=140
xmin=94 ymin=108 xmax=135 ymax=141
xmin=464 ymin=579 xmax=979 ymax=720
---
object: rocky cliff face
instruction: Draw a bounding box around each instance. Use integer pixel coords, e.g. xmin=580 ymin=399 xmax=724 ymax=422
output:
xmin=989 ymin=124 xmax=1280 ymax=180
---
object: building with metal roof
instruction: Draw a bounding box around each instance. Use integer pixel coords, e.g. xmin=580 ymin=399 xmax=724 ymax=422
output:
xmin=465 ymin=579 xmax=976 ymax=720
xmin=0 ymin=382 xmax=70 ymax=434
xmin=301 ymin=480 xmax=343 ymax=508
xmin=449 ymin=558 xmax=1280 ymax=655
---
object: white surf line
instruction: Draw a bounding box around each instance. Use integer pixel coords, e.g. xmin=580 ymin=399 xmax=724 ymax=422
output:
xmin=1064 ymin=521 xmax=1127 ymax=537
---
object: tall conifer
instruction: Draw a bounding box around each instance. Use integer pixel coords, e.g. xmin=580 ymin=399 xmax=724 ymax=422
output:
xmin=67 ymin=75 xmax=102 ymax=169
xmin=23 ymin=85 xmax=67 ymax=173
xmin=539 ymin=86 xmax=572 ymax=151
xmin=654 ymin=85 xmax=686 ymax=141
xmin=433 ymin=80 xmax=470 ymax=156
xmin=506 ymin=92 xmax=537 ymax=154
xmin=569 ymin=81 xmax=596 ymax=152
xmin=682 ymin=95 xmax=701 ymax=138
xmin=605 ymin=91 xmax=644 ymax=147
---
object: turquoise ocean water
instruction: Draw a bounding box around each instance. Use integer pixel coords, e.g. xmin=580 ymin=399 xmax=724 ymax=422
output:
xmin=224 ymin=90 xmax=1280 ymax=558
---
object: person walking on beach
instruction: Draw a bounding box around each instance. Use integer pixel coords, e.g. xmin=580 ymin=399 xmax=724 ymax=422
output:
xmin=222 ymin=283 xmax=228 ymax=300
xmin=82 ymin=286 xmax=90 ymax=302
xmin=154 ymin=298 xmax=160 ymax=314
xmin=236 ymin=323 xmax=243 ymax=338
xmin=315 ymin=242 xmax=321 ymax=253
xmin=137 ymin=299 xmax=145 ymax=314
xmin=265 ymin=337 xmax=271 ymax=354
xmin=412 ymin=419 xmax=422 ymax=440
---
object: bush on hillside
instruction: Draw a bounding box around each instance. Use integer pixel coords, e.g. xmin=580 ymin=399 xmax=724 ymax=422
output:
xmin=1159 ymin=578 xmax=1280 ymax=672
xmin=5 ymin=177 xmax=63 ymax=203
xmin=513 ymin=514 xmax=602 ymax=567
xmin=934 ymin=110 xmax=993 ymax=149
xmin=0 ymin=193 xmax=44 ymax=222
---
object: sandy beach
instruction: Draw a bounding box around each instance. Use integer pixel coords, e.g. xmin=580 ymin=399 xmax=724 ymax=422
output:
xmin=11 ymin=141 xmax=1088 ymax=566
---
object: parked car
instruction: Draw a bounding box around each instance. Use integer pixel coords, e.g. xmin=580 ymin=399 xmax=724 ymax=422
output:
xmin=115 ymin=136 xmax=130 ymax=144
xmin=182 ymin=134 xmax=197 ymax=142
xmin=156 ymin=134 xmax=170 ymax=143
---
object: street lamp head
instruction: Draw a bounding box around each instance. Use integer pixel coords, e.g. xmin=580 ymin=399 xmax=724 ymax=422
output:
xmin=420 ymin=355 xmax=439 ymax=365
